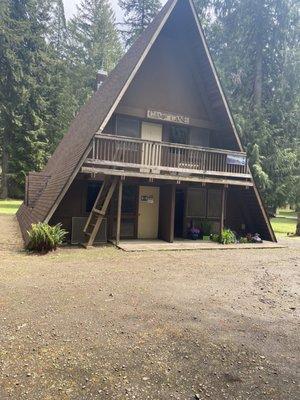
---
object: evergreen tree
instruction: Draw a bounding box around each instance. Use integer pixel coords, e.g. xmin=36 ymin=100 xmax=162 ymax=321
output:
xmin=47 ymin=0 xmax=67 ymax=54
xmin=0 ymin=0 xmax=52 ymax=198
xmin=0 ymin=0 xmax=122 ymax=197
xmin=118 ymin=0 xmax=162 ymax=47
xmin=194 ymin=0 xmax=300 ymax=212
xmin=67 ymin=0 xmax=122 ymax=108
xmin=45 ymin=0 xmax=77 ymax=153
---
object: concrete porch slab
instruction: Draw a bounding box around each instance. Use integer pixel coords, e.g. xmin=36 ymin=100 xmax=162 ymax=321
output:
xmin=117 ymin=239 xmax=285 ymax=252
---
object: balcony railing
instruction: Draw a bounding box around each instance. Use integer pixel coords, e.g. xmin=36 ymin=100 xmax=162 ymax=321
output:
xmin=85 ymin=134 xmax=250 ymax=178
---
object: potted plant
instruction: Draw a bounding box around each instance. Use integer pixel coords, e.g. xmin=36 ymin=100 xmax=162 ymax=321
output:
xmin=188 ymin=227 xmax=201 ymax=240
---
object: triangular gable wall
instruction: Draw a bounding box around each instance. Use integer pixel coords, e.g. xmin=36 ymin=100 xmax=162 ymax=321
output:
xmin=115 ymin=6 xmax=213 ymax=130
xmin=17 ymin=0 xmax=276 ymax=243
xmin=114 ymin=0 xmax=241 ymax=151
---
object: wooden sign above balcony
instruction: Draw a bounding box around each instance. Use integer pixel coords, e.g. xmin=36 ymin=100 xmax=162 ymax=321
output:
xmin=147 ymin=110 xmax=190 ymax=125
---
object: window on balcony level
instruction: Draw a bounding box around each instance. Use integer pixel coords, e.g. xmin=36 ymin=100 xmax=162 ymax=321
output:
xmin=169 ymin=125 xmax=189 ymax=145
xmin=116 ymin=115 xmax=140 ymax=138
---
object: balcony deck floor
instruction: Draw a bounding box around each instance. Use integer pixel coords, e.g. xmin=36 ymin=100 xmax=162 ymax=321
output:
xmin=117 ymin=239 xmax=284 ymax=252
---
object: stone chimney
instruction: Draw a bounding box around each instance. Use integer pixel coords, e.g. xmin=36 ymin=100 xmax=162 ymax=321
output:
xmin=96 ymin=69 xmax=108 ymax=91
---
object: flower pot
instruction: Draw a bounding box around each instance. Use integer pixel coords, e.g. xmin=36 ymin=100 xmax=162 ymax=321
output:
xmin=189 ymin=233 xmax=199 ymax=240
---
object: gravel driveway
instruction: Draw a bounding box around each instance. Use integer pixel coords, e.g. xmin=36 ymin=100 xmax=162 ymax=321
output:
xmin=0 ymin=215 xmax=299 ymax=399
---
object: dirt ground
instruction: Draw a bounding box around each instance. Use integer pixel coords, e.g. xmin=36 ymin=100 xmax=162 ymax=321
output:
xmin=0 ymin=215 xmax=299 ymax=400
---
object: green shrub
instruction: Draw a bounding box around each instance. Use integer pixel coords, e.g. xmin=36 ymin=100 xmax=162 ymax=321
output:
xmin=220 ymin=229 xmax=236 ymax=245
xmin=210 ymin=233 xmax=220 ymax=243
xmin=239 ymin=237 xmax=249 ymax=244
xmin=26 ymin=223 xmax=67 ymax=253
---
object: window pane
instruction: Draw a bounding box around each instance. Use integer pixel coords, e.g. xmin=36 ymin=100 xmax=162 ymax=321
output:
xmin=86 ymin=182 xmax=102 ymax=212
xmin=169 ymin=126 xmax=189 ymax=144
xmin=189 ymin=127 xmax=210 ymax=147
xmin=122 ymin=185 xmax=137 ymax=214
xmin=207 ymin=189 xmax=222 ymax=218
xmin=186 ymin=188 xmax=206 ymax=217
xmin=117 ymin=116 xmax=140 ymax=138
xmin=104 ymin=115 xmax=116 ymax=134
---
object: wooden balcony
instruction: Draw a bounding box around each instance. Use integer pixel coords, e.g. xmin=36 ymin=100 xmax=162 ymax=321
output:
xmin=83 ymin=134 xmax=251 ymax=183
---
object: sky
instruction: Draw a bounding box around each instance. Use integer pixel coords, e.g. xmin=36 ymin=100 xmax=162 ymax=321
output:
xmin=63 ymin=0 xmax=168 ymax=21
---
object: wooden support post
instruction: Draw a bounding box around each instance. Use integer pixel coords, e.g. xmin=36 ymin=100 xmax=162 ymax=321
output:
xmin=116 ymin=179 xmax=123 ymax=245
xmin=158 ymin=184 xmax=175 ymax=243
xmin=220 ymin=186 xmax=226 ymax=234
xmin=170 ymin=184 xmax=176 ymax=243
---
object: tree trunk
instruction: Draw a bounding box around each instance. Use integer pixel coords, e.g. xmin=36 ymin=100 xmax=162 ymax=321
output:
xmin=253 ymin=49 xmax=263 ymax=110
xmin=0 ymin=130 xmax=9 ymax=199
xmin=296 ymin=212 xmax=300 ymax=236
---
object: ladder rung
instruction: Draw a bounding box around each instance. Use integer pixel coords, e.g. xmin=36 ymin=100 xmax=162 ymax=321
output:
xmin=93 ymin=208 xmax=105 ymax=215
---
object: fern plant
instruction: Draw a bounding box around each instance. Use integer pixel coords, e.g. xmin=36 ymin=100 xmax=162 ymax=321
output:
xmin=26 ymin=223 xmax=67 ymax=253
xmin=219 ymin=229 xmax=236 ymax=245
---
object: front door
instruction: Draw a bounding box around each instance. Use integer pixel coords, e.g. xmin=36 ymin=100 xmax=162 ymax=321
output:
xmin=138 ymin=186 xmax=160 ymax=239
xmin=141 ymin=122 xmax=163 ymax=171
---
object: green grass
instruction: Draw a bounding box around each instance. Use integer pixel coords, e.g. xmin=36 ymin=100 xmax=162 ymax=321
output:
xmin=276 ymin=209 xmax=297 ymax=219
xmin=0 ymin=199 xmax=297 ymax=236
xmin=0 ymin=199 xmax=22 ymax=215
xmin=271 ymin=208 xmax=297 ymax=236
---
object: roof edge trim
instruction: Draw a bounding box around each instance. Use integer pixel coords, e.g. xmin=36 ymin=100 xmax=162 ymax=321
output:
xmin=98 ymin=0 xmax=178 ymax=134
xmin=188 ymin=0 xmax=244 ymax=151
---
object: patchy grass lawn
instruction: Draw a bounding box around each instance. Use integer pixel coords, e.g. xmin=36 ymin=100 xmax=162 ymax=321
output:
xmin=0 ymin=199 xmax=22 ymax=215
xmin=271 ymin=217 xmax=297 ymax=235
xmin=276 ymin=209 xmax=297 ymax=219
xmin=1 ymin=199 xmax=297 ymax=236
xmin=271 ymin=209 xmax=297 ymax=236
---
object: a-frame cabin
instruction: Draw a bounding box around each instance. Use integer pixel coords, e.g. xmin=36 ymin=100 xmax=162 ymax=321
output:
xmin=17 ymin=0 xmax=276 ymax=246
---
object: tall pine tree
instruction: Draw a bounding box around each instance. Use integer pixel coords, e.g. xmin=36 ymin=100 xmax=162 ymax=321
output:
xmin=0 ymin=0 xmax=52 ymax=198
xmin=45 ymin=0 xmax=77 ymax=154
xmin=118 ymin=0 xmax=162 ymax=47
xmin=47 ymin=0 xmax=67 ymax=53
xmin=67 ymin=0 xmax=122 ymax=108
